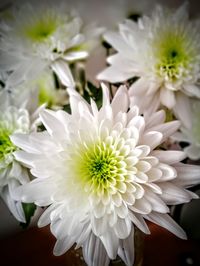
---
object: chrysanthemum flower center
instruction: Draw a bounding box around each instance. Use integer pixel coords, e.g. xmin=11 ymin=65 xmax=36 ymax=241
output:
xmin=89 ymin=158 xmax=112 ymax=180
xmin=154 ymin=30 xmax=196 ymax=82
xmin=23 ymin=13 xmax=58 ymax=42
xmin=77 ymin=141 xmax=122 ymax=192
xmin=0 ymin=125 xmax=16 ymax=161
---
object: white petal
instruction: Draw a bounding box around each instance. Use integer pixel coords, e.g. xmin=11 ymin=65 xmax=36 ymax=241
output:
xmin=101 ymin=83 xmax=111 ymax=107
xmin=63 ymin=51 xmax=88 ymax=61
xmin=144 ymin=190 xmax=169 ymax=213
xmin=145 ymin=110 xmax=166 ymax=129
xmin=1 ymin=186 xmax=26 ymax=223
xmin=147 ymin=168 xmax=162 ymax=182
xmin=14 ymin=179 xmax=55 ymax=206
xmin=144 ymin=212 xmax=187 ymax=239
xmin=130 ymin=197 xmax=152 ymax=215
xmin=6 ymin=60 xmax=42 ymax=88
xmin=183 ymin=84 xmax=200 ymax=98
xmin=129 ymin=212 xmax=150 ymax=234
xmin=128 ymin=116 xmax=145 ymax=134
xmin=140 ymin=131 xmax=163 ymax=150
xmin=53 ymin=236 xmax=75 ymax=256
xmin=11 ymin=134 xmax=39 ymax=154
xmin=38 ymin=204 xmax=59 ymax=227
xmin=100 ymin=229 xmax=119 ymax=259
xmin=173 ymin=92 xmax=192 ymax=129
xmin=107 ymin=54 xmax=136 ymax=71
xmin=68 ymin=87 xmax=91 ymax=117
xmin=118 ymin=228 xmax=135 ymax=266
xmin=83 ymin=233 xmax=110 ymax=266
xmin=39 ymin=109 xmax=66 ymax=137
xmin=131 ymin=91 xmax=161 ymax=115
xmin=150 ymin=120 xmax=181 ymax=142
xmin=129 ymin=77 xmax=149 ymax=96
xmin=51 ymin=60 xmax=75 ymax=88
xmin=111 ymin=85 xmax=129 ymax=115
xmin=114 ymin=217 xmax=131 ymax=239
xmin=104 ymin=31 xmax=132 ymax=55
xmin=174 ymin=163 xmax=200 ymax=187
xmin=136 ymin=160 xmax=151 ymax=173
xmin=160 ymin=88 xmax=176 ymax=109
xmin=159 ymin=182 xmax=195 ymax=205
xmin=91 ymin=216 xmax=107 ymax=236
xmin=151 ymin=150 xmax=186 ymax=164
xmin=97 ymin=66 xmax=134 ymax=83
xmin=158 ymin=163 xmax=177 ymax=181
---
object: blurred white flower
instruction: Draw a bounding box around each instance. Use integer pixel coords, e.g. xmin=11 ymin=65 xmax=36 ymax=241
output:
xmin=0 ymin=1 xmax=103 ymax=89
xmin=0 ymin=89 xmax=40 ymax=222
xmin=172 ymin=93 xmax=200 ymax=160
xmin=98 ymin=3 xmax=200 ymax=113
xmin=11 ymin=84 xmax=200 ymax=265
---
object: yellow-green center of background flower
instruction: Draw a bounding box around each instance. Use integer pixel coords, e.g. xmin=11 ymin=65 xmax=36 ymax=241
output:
xmin=154 ymin=30 xmax=194 ymax=81
xmin=0 ymin=126 xmax=16 ymax=161
xmin=23 ymin=13 xmax=59 ymax=42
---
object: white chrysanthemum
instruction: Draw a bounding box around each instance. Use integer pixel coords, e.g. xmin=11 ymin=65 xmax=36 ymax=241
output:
xmin=11 ymin=84 xmax=200 ymax=266
xmin=98 ymin=3 xmax=200 ymax=113
xmin=0 ymin=1 xmax=103 ymax=89
xmin=0 ymin=89 xmax=40 ymax=222
xmin=172 ymin=93 xmax=200 ymax=160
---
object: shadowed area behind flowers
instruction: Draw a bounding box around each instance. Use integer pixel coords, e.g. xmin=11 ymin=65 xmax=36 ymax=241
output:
xmin=0 ymin=222 xmax=200 ymax=266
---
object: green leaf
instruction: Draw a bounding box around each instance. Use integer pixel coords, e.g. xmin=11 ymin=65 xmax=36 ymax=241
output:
xmin=20 ymin=203 xmax=37 ymax=229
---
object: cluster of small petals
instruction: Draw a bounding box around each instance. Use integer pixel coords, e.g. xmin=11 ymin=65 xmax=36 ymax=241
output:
xmin=11 ymin=84 xmax=200 ymax=266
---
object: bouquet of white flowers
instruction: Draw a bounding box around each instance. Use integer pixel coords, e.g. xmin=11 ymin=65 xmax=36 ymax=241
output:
xmin=0 ymin=1 xmax=200 ymax=266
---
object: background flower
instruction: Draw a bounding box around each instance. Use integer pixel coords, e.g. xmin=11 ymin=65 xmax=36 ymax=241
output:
xmin=0 ymin=1 xmax=103 ymax=89
xmin=0 ymin=88 xmax=40 ymax=223
xmin=98 ymin=3 xmax=200 ymax=113
xmin=11 ymin=84 xmax=200 ymax=266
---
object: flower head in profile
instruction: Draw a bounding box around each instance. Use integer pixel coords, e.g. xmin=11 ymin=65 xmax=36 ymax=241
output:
xmin=98 ymin=3 xmax=200 ymax=113
xmin=0 ymin=89 xmax=40 ymax=222
xmin=172 ymin=93 xmax=200 ymax=160
xmin=11 ymin=84 xmax=200 ymax=265
xmin=0 ymin=1 xmax=103 ymax=89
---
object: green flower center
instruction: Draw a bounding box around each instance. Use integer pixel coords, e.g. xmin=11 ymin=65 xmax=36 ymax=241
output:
xmin=88 ymin=156 xmax=115 ymax=182
xmin=154 ymin=31 xmax=194 ymax=81
xmin=75 ymin=140 xmax=128 ymax=195
xmin=0 ymin=126 xmax=16 ymax=161
xmin=23 ymin=13 xmax=58 ymax=42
